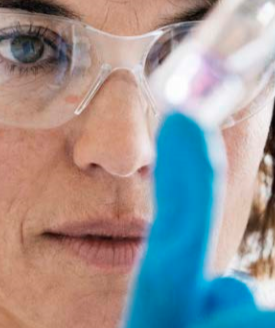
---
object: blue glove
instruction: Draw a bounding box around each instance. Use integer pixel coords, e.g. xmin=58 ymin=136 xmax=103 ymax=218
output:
xmin=123 ymin=112 xmax=275 ymax=328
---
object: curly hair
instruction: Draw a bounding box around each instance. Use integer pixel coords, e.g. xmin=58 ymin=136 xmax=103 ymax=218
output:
xmin=239 ymin=106 xmax=275 ymax=278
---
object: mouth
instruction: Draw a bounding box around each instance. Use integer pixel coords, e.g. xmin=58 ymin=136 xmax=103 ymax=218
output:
xmin=42 ymin=220 xmax=148 ymax=272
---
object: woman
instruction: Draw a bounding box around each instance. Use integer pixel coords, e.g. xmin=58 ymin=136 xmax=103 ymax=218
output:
xmin=0 ymin=0 xmax=273 ymax=327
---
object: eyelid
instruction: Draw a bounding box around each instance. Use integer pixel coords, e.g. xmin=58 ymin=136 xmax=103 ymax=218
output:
xmin=0 ymin=24 xmax=62 ymax=43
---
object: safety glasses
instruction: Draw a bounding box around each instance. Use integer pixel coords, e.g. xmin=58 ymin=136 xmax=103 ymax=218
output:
xmin=0 ymin=9 xmax=273 ymax=129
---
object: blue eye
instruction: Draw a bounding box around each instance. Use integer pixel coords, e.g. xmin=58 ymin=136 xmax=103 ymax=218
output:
xmin=0 ymin=24 xmax=71 ymax=76
xmin=11 ymin=35 xmax=45 ymax=64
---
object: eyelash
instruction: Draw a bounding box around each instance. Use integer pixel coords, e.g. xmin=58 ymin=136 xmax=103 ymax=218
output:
xmin=0 ymin=23 xmax=71 ymax=76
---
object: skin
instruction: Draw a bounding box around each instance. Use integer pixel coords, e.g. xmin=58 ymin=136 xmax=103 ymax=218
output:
xmin=0 ymin=0 xmax=273 ymax=327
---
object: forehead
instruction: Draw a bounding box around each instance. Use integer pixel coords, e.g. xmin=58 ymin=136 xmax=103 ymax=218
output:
xmin=61 ymin=0 xmax=215 ymax=35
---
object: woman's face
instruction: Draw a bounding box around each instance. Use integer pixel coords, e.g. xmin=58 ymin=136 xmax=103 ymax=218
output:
xmin=0 ymin=0 xmax=273 ymax=327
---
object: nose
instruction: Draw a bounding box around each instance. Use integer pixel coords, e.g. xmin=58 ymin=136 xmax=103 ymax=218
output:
xmin=73 ymin=71 xmax=154 ymax=178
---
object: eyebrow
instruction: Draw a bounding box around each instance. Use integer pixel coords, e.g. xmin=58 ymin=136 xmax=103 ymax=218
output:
xmin=0 ymin=0 xmax=80 ymax=19
xmin=0 ymin=0 xmax=218 ymax=29
xmin=159 ymin=0 xmax=219 ymax=27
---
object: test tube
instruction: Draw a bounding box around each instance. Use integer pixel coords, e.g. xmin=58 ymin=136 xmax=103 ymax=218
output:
xmin=149 ymin=0 xmax=275 ymax=128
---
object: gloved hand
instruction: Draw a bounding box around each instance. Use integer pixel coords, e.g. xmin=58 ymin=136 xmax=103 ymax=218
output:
xmin=122 ymin=112 xmax=275 ymax=328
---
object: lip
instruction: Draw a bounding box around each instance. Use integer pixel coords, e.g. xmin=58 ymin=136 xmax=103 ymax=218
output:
xmin=43 ymin=219 xmax=149 ymax=272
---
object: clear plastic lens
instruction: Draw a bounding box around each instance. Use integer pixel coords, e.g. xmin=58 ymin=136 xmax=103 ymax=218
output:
xmin=145 ymin=24 xmax=195 ymax=77
xmin=0 ymin=12 xmax=102 ymax=129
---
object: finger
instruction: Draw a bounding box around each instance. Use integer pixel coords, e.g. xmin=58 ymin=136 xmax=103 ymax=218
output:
xmin=124 ymin=113 xmax=225 ymax=328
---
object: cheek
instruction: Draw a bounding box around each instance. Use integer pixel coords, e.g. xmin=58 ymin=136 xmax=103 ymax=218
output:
xmin=214 ymin=104 xmax=273 ymax=272
xmin=0 ymin=127 xmax=66 ymax=303
xmin=224 ymin=106 xmax=272 ymax=203
xmin=0 ymin=128 xmax=63 ymax=247
xmin=0 ymin=128 xmax=62 ymax=196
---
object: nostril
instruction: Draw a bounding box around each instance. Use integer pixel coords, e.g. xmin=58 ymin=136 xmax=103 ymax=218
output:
xmin=91 ymin=163 xmax=100 ymax=169
xmin=138 ymin=166 xmax=152 ymax=178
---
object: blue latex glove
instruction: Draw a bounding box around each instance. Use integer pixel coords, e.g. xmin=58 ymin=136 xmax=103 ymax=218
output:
xmin=123 ymin=112 xmax=275 ymax=328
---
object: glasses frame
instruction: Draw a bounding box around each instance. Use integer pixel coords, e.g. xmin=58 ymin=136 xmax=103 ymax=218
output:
xmin=0 ymin=9 xmax=273 ymax=129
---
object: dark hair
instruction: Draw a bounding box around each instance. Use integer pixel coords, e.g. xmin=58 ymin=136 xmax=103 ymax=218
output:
xmin=239 ymin=106 xmax=275 ymax=278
